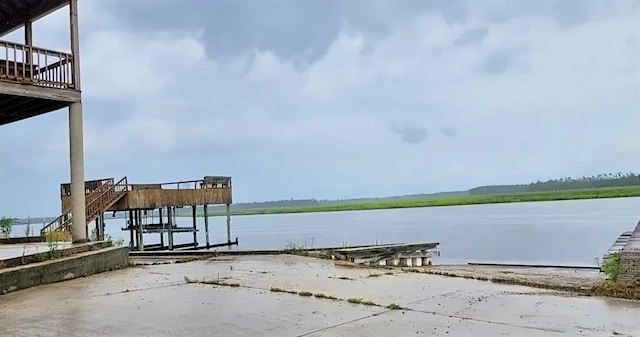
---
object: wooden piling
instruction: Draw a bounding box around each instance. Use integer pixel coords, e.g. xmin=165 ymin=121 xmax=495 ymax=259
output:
xmin=128 ymin=210 xmax=134 ymax=249
xmin=192 ymin=205 xmax=197 ymax=246
xmin=159 ymin=208 xmax=164 ymax=248
xmin=204 ymin=204 xmax=210 ymax=247
xmin=167 ymin=206 xmax=174 ymax=250
xmin=226 ymin=204 xmax=231 ymax=243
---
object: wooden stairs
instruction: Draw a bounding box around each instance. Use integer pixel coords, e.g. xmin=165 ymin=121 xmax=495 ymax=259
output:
xmin=41 ymin=177 xmax=128 ymax=236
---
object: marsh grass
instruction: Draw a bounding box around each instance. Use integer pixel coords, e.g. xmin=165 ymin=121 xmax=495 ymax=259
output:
xmin=214 ymin=186 xmax=640 ymax=216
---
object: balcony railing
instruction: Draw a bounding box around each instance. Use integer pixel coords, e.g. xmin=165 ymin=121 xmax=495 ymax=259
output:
xmin=0 ymin=40 xmax=74 ymax=89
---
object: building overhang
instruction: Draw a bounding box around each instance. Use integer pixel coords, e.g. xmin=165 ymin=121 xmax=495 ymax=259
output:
xmin=0 ymin=0 xmax=68 ymax=38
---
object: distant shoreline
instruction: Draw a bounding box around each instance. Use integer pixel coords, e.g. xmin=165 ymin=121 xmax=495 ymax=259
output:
xmin=204 ymin=186 xmax=640 ymax=217
xmin=11 ymin=186 xmax=640 ymax=223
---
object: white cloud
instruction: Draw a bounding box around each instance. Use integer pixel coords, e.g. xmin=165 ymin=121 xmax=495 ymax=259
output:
xmin=1 ymin=0 xmax=639 ymax=216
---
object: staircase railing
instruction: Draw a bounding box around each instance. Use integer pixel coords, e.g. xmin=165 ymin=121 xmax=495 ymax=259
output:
xmin=41 ymin=177 xmax=128 ymax=235
xmin=41 ymin=179 xmax=114 ymax=235
xmin=84 ymin=176 xmax=128 ymax=226
xmin=41 ymin=210 xmax=72 ymax=236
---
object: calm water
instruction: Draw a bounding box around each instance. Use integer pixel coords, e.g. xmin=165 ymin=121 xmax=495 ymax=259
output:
xmin=16 ymin=197 xmax=640 ymax=266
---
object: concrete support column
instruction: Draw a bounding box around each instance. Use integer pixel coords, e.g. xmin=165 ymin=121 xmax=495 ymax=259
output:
xmin=69 ymin=102 xmax=86 ymax=243
xmin=69 ymin=0 xmax=86 ymax=243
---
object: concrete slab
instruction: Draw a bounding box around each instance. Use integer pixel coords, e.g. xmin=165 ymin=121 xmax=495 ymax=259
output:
xmin=1 ymin=255 xmax=639 ymax=337
xmin=305 ymin=309 xmax=569 ymax=337
xmin=0 ymin=242 xmax=72 ymax=260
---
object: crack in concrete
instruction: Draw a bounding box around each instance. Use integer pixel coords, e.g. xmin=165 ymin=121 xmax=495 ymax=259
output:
xmin=187 ymin=280 xmax=581 ymax=336
xmin=407 ymin=308 xmax=571 ymax=335
xmin=91 ymin=282 xmax=185 ymax=297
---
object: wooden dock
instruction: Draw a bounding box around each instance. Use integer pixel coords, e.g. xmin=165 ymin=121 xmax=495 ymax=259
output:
xmin=334 ymin=242 xmax=440 ymax=267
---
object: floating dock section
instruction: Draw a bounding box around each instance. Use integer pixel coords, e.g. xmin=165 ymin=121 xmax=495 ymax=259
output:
xmin=334 ymin=242 xmax=440 ymax=267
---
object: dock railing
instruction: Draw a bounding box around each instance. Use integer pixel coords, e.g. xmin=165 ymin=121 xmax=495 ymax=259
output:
xmin=130 ymin=177 xmax=232 ymax=190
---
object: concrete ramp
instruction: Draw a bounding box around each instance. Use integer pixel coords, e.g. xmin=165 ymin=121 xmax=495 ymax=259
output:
xmin=622 ymin=221 xmax=640 ymax=252
xmin=604 ymin=231 xmax=633 ymax=259
xmin=607 ymin=220 xmax=640 ymax=285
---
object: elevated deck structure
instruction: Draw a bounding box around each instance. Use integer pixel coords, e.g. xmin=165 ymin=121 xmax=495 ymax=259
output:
xmin=1 ymin=0 xmax=88 ymax=243
xmin=0 ymin=0 xmax=81 ymax=124
xmin=43 ymin=176 xmax=237 ymax=251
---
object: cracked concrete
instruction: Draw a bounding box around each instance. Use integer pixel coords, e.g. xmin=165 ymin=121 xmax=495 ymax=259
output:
xmin=1 ymin=255 xmax=639 ymax=336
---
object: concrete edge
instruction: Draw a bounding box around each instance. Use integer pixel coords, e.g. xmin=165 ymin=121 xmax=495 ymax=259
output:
xmin=0 ymin=236 xmax=45 ymax=244
xmin=0 ymin=241 xmax=113 ymax=269
xmin=0 ymin=246 xmax=129 ymax=295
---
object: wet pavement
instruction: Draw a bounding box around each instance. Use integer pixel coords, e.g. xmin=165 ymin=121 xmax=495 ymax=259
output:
xmin=1 ymin=254 xmax=639 ymax=336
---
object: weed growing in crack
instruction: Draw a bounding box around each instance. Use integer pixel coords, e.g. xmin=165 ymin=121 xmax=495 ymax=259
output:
xmin=385 ymin=303 xmax=403 ymax=310
xmin=270 ymin=287 xmax=298 ymax=294
xmin=347 ymin=298 xmax=378 ymax=306
xmin=314 ymin=293 xmax=338 ymax=300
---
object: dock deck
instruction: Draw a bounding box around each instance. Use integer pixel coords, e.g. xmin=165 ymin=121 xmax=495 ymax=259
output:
xmin=334 ymin=242 xmax=440 ymax=267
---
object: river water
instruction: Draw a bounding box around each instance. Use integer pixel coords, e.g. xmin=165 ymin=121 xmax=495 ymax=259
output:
xmin=95 ymin=197 xmax=639 ymax=267
xmin=13 ymin=197 xmax=637 ymax=266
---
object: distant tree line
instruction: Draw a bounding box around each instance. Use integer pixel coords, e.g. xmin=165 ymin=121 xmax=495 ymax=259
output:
xmin=226 ymin=198 xmax=320 ymax=210
xmin=469 ymin=172 xmax=640 ymax=195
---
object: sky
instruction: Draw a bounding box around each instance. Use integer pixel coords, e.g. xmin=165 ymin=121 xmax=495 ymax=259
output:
xmin=0 ymin=0 xmax=639 ymax=217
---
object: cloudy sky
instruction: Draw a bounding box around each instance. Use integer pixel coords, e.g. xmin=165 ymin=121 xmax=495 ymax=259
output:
xmin=0 ymin=0 xmax=639 ymax=217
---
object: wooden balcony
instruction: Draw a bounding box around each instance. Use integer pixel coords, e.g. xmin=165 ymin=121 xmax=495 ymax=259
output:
xmin=0 ymin=40 xmax=80 ymax=125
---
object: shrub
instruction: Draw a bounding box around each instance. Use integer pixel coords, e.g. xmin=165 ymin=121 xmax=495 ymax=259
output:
xmin=0 ymin=217 xmax=13 ymax=238
xmin=603 ymin=252 xmax=621 ymax=282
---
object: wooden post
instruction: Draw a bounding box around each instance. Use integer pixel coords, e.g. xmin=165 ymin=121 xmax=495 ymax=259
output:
xmin=128 ymin=210 xmax=134 ymax=249
xmin=94 ymin=217 xmax=99 ymax=241
xmin=24 ymin=18 xmax=32 ymax=64
xmin=192 ymin=205 xmax=197 ymax=246
xmin=203 ymin=204 xmax=210 ymax=247
xmin=98 ymin=214 xmax=104 ymax=240
xmin=133 ymin=210 xmax=138 ymax=250
xmin=137 ymin=210 xmax=144 ymax=251
xmin=167 ymin=207 xmax=173 ymax=250
xmin=100 ymin=214 xmax=105 ymax=240
xmin=226 ymin=204 xmax=231 ymax=243
xmin=159 ymin=208 xmax=164 ymax=248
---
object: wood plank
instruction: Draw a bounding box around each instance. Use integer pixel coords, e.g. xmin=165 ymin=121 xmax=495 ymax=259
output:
xmin=109 ymin=188 xmax=233 ymax=211
xmin=0 ymin=80 xmax=80 ymax=102
xmin=336 ymin=242 xmax=439 ymax=253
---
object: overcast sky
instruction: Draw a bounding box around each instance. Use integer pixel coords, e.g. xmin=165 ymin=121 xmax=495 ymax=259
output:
xmin=1 ymin=0 xmax=639 ymax=217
